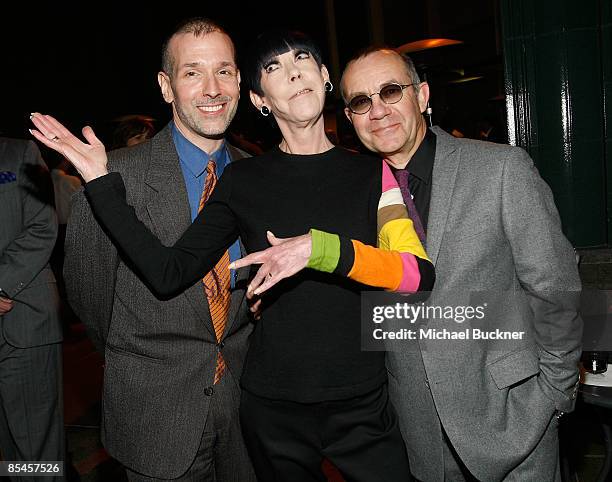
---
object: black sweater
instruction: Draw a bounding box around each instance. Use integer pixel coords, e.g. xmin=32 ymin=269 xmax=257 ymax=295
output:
xmin=86 ymin=146 xmax=389 ymax=402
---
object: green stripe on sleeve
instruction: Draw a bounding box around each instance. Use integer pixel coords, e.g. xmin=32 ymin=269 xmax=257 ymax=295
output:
xmin=306 ymin=229 xmax=341 ymax=273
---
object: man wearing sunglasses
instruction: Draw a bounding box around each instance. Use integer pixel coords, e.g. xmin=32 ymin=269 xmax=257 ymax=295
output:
xmin=340 ymin=47 xmax=582 ymax=482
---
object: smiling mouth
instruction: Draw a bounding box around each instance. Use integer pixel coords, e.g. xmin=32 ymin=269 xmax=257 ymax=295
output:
xmin=197 ymin=104 xmax=225 ymax=113
xmin=291 ymin=89 xmax=312 ymax=99
xmin=372 ymin=124 xmax=399 ymax=134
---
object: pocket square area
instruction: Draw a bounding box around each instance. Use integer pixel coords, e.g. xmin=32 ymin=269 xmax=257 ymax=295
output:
xmin=0 ymin=171 xmax=17 ymax=184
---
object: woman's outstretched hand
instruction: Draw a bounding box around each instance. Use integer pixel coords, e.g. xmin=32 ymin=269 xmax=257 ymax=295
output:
xmin=29 ymin=113 xmax=109 ymax=182
xmin=229 ymin=231 xmax=312 ymax=296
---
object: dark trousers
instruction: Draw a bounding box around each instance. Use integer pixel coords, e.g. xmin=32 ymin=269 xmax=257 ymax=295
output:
xmin=240 ymin=383 xmax=412 ymax=482
xmin=0 ymin=328 xmax=64 ymax=482
xmin=125 ymin=369 xmax=256 ymax=482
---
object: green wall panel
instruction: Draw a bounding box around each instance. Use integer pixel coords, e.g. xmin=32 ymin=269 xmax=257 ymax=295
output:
xmin=501 ymin=0 xmax=607 ymax=247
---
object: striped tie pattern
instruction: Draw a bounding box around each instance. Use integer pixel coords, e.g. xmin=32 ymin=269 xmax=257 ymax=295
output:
xmin=198 ymin=159 xmax=231 ymax=384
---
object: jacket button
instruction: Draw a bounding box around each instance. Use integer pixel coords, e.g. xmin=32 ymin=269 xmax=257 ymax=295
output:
xmin=218 ymin=341 xmax=225 ymax=349
xmin=204 ymin=387 xmax=214 ymax=396
xmin=424 ymin=378 xmax=430 ymax=389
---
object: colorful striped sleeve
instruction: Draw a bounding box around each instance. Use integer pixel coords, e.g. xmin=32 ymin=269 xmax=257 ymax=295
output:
xmin=306 ymin=161 xmax=435 ymax=292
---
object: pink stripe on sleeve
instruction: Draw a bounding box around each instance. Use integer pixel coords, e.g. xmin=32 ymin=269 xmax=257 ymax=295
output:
xmin=398 ymin=252 xmax=421 ymax=292
xmin=382 ymin=161 xmax=399 ymax=193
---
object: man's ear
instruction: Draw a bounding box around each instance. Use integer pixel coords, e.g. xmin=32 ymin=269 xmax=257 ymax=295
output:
xmin=417 ymin=82 xmax=430 ymax=114
xmin=343 ymin=107 xmax=353 ymax=124
xmin=158 ymin=72 xmax=174 ymax=104
xmin=249 ymin=90 xmax=265 ymax=110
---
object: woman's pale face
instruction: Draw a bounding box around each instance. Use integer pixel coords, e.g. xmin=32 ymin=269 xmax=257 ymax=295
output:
xmin=257 ymin=49 xmax=328 ymax=126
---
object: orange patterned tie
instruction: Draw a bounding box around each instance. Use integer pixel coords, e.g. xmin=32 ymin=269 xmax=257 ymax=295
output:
xmin=198 ymin=159 xmax=231 ymax=384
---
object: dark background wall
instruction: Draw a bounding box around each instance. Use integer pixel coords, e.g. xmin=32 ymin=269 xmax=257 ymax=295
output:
xmin=0 ymin=1 xmax=503 ymax=140
xmin=4 ymin=0 xmax=605 ymax=247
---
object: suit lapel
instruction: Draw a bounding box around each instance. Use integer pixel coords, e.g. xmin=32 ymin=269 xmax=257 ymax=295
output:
xmin=143 ymin=125 xmax=217 ymax=338
xmin=144 ymin=128 xmax=190 ymax=235
xmin=426 ymin=127 xmax=461 ymax=265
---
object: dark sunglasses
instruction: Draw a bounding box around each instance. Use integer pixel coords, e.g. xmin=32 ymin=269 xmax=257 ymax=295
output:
xmin=347 ymin=82 xmax=417 ymax=114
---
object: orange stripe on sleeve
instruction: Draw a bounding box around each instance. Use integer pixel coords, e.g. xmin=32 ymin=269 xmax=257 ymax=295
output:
xmin=346 ymin=239 xmax=404 ymax=290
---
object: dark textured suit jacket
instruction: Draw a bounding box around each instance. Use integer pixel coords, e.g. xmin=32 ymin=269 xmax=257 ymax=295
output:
xmin=64 ymin=124 xmax=253 ymax=478
xmin=0 ymin=138 xmax=61 ymax=348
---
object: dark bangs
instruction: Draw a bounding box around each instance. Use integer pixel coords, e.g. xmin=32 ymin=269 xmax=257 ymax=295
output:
xmin=245 ymin=30 xmax=323 ymax=96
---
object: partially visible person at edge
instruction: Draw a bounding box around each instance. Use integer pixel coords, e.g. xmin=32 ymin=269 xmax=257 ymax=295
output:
xmin=0 ymin=137 xmax=64 ymax=481
xmin=337 ymin=46 xmax=582 ymax=482
xmin=57 ymin=18 xmax=258 ymax=482
xmin=31 ymin=30 xmax=435 ymax=482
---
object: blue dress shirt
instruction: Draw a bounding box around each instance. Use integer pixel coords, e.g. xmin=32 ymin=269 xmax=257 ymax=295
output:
xmin=171 ymin=122 xmax=241 ymax=287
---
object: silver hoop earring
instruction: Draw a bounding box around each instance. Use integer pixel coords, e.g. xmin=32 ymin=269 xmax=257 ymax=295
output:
xmin=324 ymin=81 xmax=333 ymax=93
xmin=260 ymin=106 xmax=270 ymax=117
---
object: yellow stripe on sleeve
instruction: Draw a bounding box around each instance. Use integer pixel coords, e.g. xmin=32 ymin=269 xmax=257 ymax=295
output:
xmin=379 ymin=218 xmax=430 ymax=261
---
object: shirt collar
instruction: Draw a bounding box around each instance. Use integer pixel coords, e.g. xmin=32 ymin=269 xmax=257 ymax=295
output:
xmin=405 ymin=128 xmax=436 ymax=184
xmin=171 ymin=121 xmax=228 ymax=178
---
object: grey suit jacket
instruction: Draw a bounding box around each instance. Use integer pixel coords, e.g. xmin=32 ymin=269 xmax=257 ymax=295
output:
xmin=0 ymin=138 xmax=61 ymax=348
xmin=387 ymin=127 xmax=582 ymax=482
xmin=64 ymin=124 xmax=253 ymax=478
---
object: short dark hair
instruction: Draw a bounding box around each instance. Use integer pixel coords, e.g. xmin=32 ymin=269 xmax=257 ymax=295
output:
xmin=340 ymin=46 xmax=421 ymax=103
xmin=244 ymin=30 xmax=323 ymax=96
xmin=161 ymin=17 xmax=233 ymax=77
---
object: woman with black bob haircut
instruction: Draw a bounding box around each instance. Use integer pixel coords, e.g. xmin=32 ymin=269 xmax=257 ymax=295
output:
xmin=31 ymin=30 xmax=433 ymax=482
xmin=244 ymin=30 xmax=324 ymax=97
xmin=242 ymin=30 xmax=330 ymax=145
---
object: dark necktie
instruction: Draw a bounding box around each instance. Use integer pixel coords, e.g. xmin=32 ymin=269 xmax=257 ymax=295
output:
xmin=395 ymin=169 xmax=426 ymax=243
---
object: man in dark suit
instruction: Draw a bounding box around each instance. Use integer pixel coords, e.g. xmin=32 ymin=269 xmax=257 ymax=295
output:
xmin=340 ymin=48 xmax=582 ymax=481
xmin=0 ymin=138 xmax=64 ymax=478
xmin=64 ymin=17 xmax=255 ymax=482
